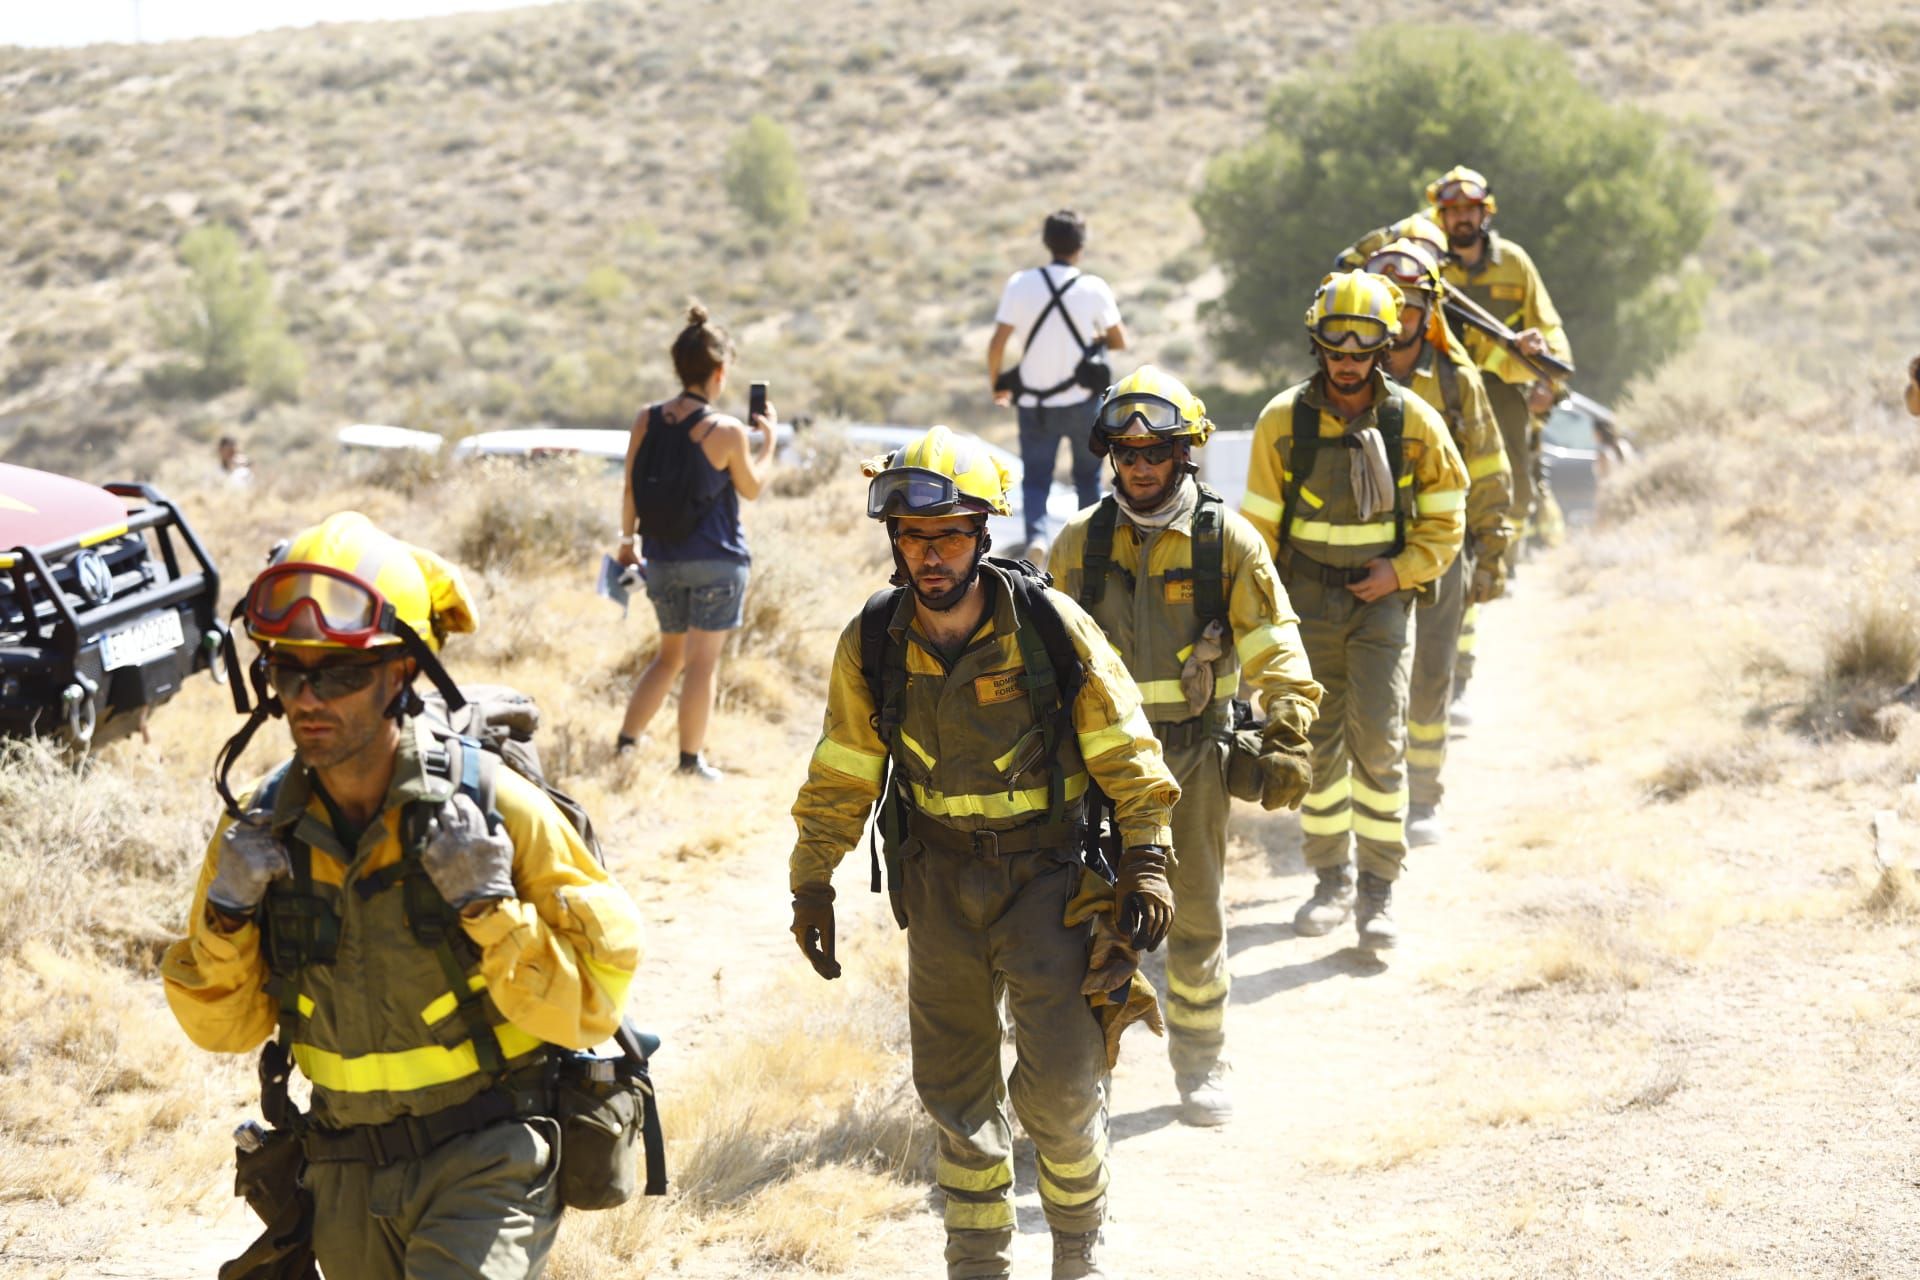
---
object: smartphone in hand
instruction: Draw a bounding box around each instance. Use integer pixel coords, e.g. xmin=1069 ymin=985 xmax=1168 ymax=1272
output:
xmin=749 ymin=382 xmax=769 ymax=422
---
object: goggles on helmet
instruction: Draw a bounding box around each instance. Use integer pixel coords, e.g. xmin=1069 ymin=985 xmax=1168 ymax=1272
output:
xmin=1094 ymin=392 xmax=1191 ymax=439
xmin=867 ymin=466 xmax=975 ymax=519
xmin=1432 ymin=177 xmax=1490 ymax=207
xmin=1364 ymin=250 xmax=1437 ymax=296
xmin=1310 ymin=314 xmax=1392 ymax=352
xmin=245 ymin=562 xmax=401 ymax=648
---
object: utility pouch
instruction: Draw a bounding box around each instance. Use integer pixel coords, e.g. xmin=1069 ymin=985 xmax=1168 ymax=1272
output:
xmin=1223 ymin=699 xmax=1266 ymax=804
xmin=219 ymin=1126 xmax=317 ymax=1280
xmin=555 ymin=1056 xmax=643 ymax=1210
xmin=1074 ymin=344 xmax=1111 ymax=394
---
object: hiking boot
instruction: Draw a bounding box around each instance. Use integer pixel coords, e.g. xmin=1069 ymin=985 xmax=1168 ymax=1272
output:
xmin=1407 ymin=802 xmax=1445 ymax=848
xmin=1052 ymin=1229 xmax=1111 ymax=1280
xmin=675 ymin=754 xmax=723 ymax=781
xmin=1356 ymin=871 xmax=1399 ymax=950
xmin=1292 ymin=864 xmax=1355 ymax=937
xmin=1176 ymin=1062 xmax=1234 ymax=1127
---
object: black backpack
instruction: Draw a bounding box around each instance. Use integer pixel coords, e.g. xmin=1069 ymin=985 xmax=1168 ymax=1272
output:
xmin=630 ymin=402 xmax=718 ymax=545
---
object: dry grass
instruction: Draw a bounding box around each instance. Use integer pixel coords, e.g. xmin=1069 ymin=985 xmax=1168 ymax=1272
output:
xmin=1646 ymin=734 xmax=1782 ymax=802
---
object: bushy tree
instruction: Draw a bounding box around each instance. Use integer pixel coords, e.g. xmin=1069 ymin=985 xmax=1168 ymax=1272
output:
xmin=1195 ymin=26 xmax=1712 ymax=401
xmin=152 ymin=224 xmax=305 ymax=402
xmin=723 ymin=115 xmax=809 ymax=231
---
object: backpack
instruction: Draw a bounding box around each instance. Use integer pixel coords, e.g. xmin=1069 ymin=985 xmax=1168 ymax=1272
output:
xmin=630 ymin=402 xmax=718 ymax=545
xmin=994 ymin=267 xmax=1111 ymax=405
xmin=856 ymin=559 xmax=1115 ymax=926
xmin=1076 ymin=485 xmax=1229 ymax=630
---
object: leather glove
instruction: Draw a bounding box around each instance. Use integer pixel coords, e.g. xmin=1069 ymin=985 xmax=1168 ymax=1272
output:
xmin=206 ymin=816 xmax=291 ymax=916
xmin=1080 ymin=909 xmax=1140 ymax=998
xmin=790 ymin=882 xmax=841 ymax=980
xmin=1470 ymin=560 xmax=1504 ymax=604
xmin=1257 ymin=747 xmax=1312 ymax=812
xmin=421 ymin=792 xmax=516 ymax=911
xmin=1114 ymin=845 xmax=1174 ymax=952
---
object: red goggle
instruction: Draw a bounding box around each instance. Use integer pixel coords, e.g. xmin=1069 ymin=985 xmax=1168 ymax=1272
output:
xmin=1433 ymin=178 xmax=1489 ymax=206
xmin=244 ymin=562 xmax=399 ymax=648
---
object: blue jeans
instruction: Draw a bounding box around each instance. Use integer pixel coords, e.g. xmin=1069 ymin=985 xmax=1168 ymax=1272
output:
xmin=1016 ymin=399 xmax=1104 ymax=545
xmin=644 ymin=559 xmax=749 ymax=633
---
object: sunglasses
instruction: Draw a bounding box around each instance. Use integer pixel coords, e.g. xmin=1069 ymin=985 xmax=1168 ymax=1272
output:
xmin=266 ymin=656 xmax=391 ymax=702
xmin=1322 ymin=349 xmax=1375 ymax=365
xmin=1111 ymin=442 xmax=1178 ymax=467
xmin=893 ymin=527 xmax=982 ymax=560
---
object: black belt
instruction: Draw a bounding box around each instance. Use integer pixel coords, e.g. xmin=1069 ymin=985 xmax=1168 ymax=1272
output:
xmin=1283 ymin=552 xmax=1369 ymax=587
xmin=1149 ymin=716 xmax=1229 ymax=751
xmin=909 ymin=809 xmax=1075 ymax=859
xmin=303 ymin=1082 xmax=545 ymax=1166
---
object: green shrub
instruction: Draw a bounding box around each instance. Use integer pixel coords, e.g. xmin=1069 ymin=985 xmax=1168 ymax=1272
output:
xmin=723 ymin=115 xmax=809 ymax=231
xmin=150 ymin=224 xmax=304 ymax=402
xmin=1194 ymin=25 xmax=1712 ymax=400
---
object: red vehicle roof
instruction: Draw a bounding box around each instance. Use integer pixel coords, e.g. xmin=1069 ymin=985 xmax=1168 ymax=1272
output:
xmin=0 ymin=463 xmax=129 ymax=561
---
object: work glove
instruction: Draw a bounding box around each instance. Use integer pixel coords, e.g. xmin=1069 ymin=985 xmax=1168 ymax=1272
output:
xmin=1470 ymin=560 xmax=1504 ymax=604
xmin=790 ymin=881 xmax=841 ymax=980
xmin=1257 ymin=747 xmax=1313 ymax=812
xmin=1114 ymin=845 xmax=1174 ymax=952
xmin=1178 ymin=620 xmax=1230 ymax=717
xmin=421 ymin=792 xmax=516 ymax=911
xmin=206 ymin=816 xmax=291 ymax=916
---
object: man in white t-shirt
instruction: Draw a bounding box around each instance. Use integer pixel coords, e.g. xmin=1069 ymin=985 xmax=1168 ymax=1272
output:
xmin=987 ymin=210 xmax=1129 ymax=560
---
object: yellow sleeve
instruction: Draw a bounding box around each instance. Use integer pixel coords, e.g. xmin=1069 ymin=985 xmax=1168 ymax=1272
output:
xmin=1222 ymin=514 xmax=1321 ymax=725
xmin=789 ymin=617 xmax=888 ymax=891
xmin=1452 ymin=355 xmax=1515 ymax=563
xmin=1390 ymin=396 xmax=1469 ymax=590
xmin=1522 ymin=251 xmax=1571 ymax=366
xmin=1240 ymin=390 xmax=1294 ymax=554
xmin=160 ymin=817 xmax=277 ymax=1055
xmin=1045 ymin=511 xmax=1090 ymax=599
xmin=461 ymin=768 xmax=644 ymax=1051
xmin=1052 ymin=591 xmax=1180 ymax=849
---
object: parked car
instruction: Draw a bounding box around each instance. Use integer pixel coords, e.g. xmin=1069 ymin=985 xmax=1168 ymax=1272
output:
xmin=0 ymin=464 xmax=225 ymax=746
xmin=1541 ymin=391 xmax=1634 ymax=528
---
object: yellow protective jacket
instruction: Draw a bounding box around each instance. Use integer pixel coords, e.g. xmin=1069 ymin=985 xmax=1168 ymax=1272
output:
xmin=789 ymin=562 xmax=1179 ymax=891
xmin=162 ymin=718 xmax=643 ymax=1129
xmin=1440 ymin=231 xmax=1572 ymax=388
xmin=1046 ymin=483 xmax=1322 ymax=733
xmin=1399 ymin=326 xmax=1515 ymax=566
xmin=1240 ymin=371 xmax=1469 ymax=590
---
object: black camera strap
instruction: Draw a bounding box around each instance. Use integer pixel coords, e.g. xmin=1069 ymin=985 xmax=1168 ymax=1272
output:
xmin=1017 ymin=266 xmax=1095 ymax=404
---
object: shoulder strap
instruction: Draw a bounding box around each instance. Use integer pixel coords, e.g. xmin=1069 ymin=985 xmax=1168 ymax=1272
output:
xmin=858 ymin=587 xmax=909 ymax=894
xmin=996 ymin=564 xmax=1084 ymax=829
xmin=1379 ymin=388 xmax=1408 ymax=556
xmin=1279 ymin=395 xmax=1325 ymax=553
xmin=1078 ymin=498 xmax=1121 ymax=610
xmin=1018 ymin=268 xmax=1093 ymax=402
xmin=1191 ymin=485 xmax=1226 ymax=626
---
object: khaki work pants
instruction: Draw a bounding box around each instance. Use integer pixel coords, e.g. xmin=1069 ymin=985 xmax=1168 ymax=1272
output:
xmin=1487 ymin=377 xmax=1533 ymax=536
xmin=1162 ymin=734 xmax=1231 ymax=1079
xmin=1454 ymin=601 xmax=1480 ymax=698
xmin=1408 ymin=551 xmax=1468 ymax=808
xmin=306 ymin=1116 xmax=562 ymax=1280
xmin=904 ymin=840 xmax=1110 ymax=1280
xmin=1287 ymin=571 xmax=1415 ymax=882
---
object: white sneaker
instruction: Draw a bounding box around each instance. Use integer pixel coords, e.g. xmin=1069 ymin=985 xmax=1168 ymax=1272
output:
xmin=1407 ymin=803 xmax=1445 ymax=847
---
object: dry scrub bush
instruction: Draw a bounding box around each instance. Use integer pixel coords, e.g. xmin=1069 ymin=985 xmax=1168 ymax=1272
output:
xmin=450 ymin=457 xmax=610 ymax=573
xmin=1797 ymin=597 xmax=1920 ymax=739
xmin=1646 ymin=734 xmax=1782 ymax=801
xmin=1865 ymin=862 xmax=1920 ymax=917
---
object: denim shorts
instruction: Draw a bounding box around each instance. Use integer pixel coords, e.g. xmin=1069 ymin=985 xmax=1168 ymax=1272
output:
xmin=645 ymin=559 xmax=749 ymax=633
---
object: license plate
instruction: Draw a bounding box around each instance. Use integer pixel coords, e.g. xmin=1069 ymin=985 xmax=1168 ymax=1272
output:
xmin=100 ymin=609 xmax=186 ymax=671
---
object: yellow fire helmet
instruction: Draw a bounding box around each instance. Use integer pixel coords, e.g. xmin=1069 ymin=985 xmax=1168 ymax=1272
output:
xmin=1088 ymin=364 xmax=1213 ymax=457
xmin=1388 ymin=212 xmax=1449 ymax=262
xmin=1306 ymin=271 xmax=1405 ymax=354
xmin=244 ymin=511 xmax=478 ymax=652
xmin=1425 ymin=164 xmax=1497 ymax=216
xmin=863 ymin=425 xmax=1013 ymax=519
xmin=1365 ymin=238 xmax=1446 ymax=303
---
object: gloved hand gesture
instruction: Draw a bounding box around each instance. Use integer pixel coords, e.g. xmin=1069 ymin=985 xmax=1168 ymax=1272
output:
xmin=207 ymin=817 xmax=291 ymax=916
xmin=1115 ymin=845 xmax=1174 ymax=952
xmin=790 ymin=882 xmax=841 ymax=980
xmin=421 ymin=792 xmax=516 ymax=911
xmin=1470 ymin=560 xmax=1504 ymax=605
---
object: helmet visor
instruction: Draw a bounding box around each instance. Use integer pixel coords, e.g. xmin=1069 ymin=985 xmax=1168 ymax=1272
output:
xmin=246 ymin=563 xmax=392 ymax=646
xmin=1311 ymin=314 xmax=1392 ymax=352
xmin=1094 ymin=392 xmax=1187 ymax=439
xmin=1432 ymin=177 xmax=1489 ymax=206
xmin=867 ymin=467 xmax=963 ymax=519
xmin=1364 ymin=250 xmax=1434 ymax=293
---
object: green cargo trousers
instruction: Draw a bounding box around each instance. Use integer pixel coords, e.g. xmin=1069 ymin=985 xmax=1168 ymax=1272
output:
xmin=306 ymin=1116 xmax=562 ymax=1280
xmin=1408 ymin=550 xmax=1468 ymax=808
xmin=1454 ymin=601 xmax=1480 ymax=698
xmin=1486 ymin=377 xmax=1533 ymax=536
xmin=904 ymin=841 xmax=1110 ymax=1280
xmin=1162 ymin=734 xmax=1231 ymax=1078
xmin=1287 ymin=572 xmax=1415 ymax=882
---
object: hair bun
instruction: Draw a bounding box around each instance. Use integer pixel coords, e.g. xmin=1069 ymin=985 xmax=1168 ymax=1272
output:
xmin=685 ymin=303 xmax=709 ymax=328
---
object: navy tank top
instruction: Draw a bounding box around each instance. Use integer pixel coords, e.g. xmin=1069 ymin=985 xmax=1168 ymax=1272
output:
xmin=640 ymin=403 xmax=750 ymax=565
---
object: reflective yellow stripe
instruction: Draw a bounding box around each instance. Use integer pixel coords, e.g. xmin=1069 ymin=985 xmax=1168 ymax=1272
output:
xmin=1351 ymin=780 xmax=1408 ymax=811
xmin=1416 ymin=488 xmax=1466 ymax=515
xmin=1078 ymin=706 xmax=1151 ymax=761
xmin=1236 ymin=623 xmax=1293 ymax=664
xmin=1039 ymin=1167 xmax=1109 ymax=1207
xmin=1215 ymin=670 xmax=1238 ymax=699
xmin=1298 ymin=485 xmax=1324 ymax=510
xmin=420 ymin=974 xmax=488 ymax=1026
xmin=1457 ymin=626 xmax=1479 ymax=655
xmin=813 ymin=736 xmax=886 ymax=783
xmin=293 ymin=1022 xmax=543 ymax=1094
xmin=1406 ymin=719 xmax=1447 ymax=743
xmin=1300 ymin=809 xmax=1350 ymax=836
xmin=1406 ymin=746 xmax=1445 ymax=769
xmin=1397 ymin=473 xmax=1413 ymax=489
xmin=1304 ymin=775 xmax=1351 ymax=810
xmin=1461 ymin=603 xmax=1480 ymax=627
xmin=945 ymin=1199 xmax=1017 ymax=1231
xmin=1353 ymin=812 xmax=1405 ymax=843
xmin=1240 ymin=489 xmax=1284 ymax=523
xmin=1134 ymin=672 xmax=1238 ymax=708
xmin=899 ymin=731 xmax=935 ymax=770
xmin=1175 ymin=642 xmax=1195 ymax=663
xmin=911 ymin=771 xmax=1089 ymax=820
xmin=1467 ymin=452 xmax=1510 ymax=479
xmin=1289 ymin=518 xmax=1398 ymax=547
xmin=938 ymin=1156 xmax=1013 ymax=1193
xmin=78 ymin=522 xmax=128 ymax=548
xmin=1039 ymin=1136 xmax=1108 ymax=1181
xmin=297 ymin=993 xmax=315 ymax=1018
xmin=1165 ymin=1002 xmax=1225 ymax=1032
xmin=1168 ymin=972 xmax=1229 ymax=1004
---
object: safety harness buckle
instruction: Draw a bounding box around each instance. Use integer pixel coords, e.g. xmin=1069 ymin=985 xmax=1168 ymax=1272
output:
xmin=968 ymin=829 xmax=1001 ymax=859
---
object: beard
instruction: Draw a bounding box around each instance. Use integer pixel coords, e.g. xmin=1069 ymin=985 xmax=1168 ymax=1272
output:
xmin=1113 ymin=462 xmax=1179 ymax=514
xmin=1448 ymin=225 xmax=1483 ymax=252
